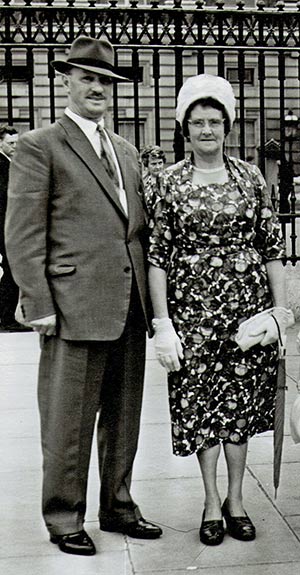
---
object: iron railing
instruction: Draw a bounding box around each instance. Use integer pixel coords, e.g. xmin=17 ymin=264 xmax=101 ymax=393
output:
xmin=1 ymin=0 xmax=300 ymax=262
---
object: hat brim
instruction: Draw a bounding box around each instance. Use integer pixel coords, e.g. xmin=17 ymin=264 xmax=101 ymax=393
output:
xmin=51 ymin=60 xmax=131 ymax=82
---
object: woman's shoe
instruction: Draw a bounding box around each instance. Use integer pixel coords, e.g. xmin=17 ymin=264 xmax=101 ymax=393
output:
xmin=199 ymin=510 xmax=224 ymax=546
xmin=221 ymin=499 xmax=256 ymax=541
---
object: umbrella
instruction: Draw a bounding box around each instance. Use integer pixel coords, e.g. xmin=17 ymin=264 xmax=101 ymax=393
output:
xmin=273 ymin=348 xmax=287 ymax=499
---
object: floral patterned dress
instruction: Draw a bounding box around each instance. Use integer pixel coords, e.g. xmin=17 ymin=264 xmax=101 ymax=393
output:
xmin=148 ymin=155 xmax=286 ymax=456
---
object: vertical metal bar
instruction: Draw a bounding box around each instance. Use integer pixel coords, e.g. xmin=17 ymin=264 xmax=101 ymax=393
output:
xmin=258 ymin=51 xmax=266 ymax=175
xmin=89 ymin=8 xmax=96 ymax=38
xmin=68 ymin=8 xmax=74 ymax=42
xmin=113 ymin=48 xmax=119 ymax=134
xmin=153 ymin=48 xmax=161 ymax=146
xmin=110 ymin=3 xmax=117 ymax=44
xmin=278 ymin=48 xmax=290 ymax=261
xmin=217 ymin=50 xmax=225 ymax=78
xmin=217 ymin=6 xmax=224 ymax=78
xmin=278 ymin=52 xmax=289 ymax=217
xmin=197 ymin=49 xmax=205 ymax=75
xmin=5 ymin=47 xmax=13 ymax=125
xmin=174 ymin=48 xmax=184 ymax=163
xmin=27 ymin=48 xmax=35 ymax=129
xmin=46 ymin=6 xmax=55 ymax=124
xmin=290 ymin=187 xmax=297 ymax=265
xmin=132 ymin=48 xmax=140 ymax=150
xmin=48 ymin=48 xmax=56 ymax=124
xmin=196 ymin=6 xmax=204 ymax=74
xmin=173 ymin=7 xmax=184 ymax=162
xmin=238 ymin=50 xmax=245 ymax=161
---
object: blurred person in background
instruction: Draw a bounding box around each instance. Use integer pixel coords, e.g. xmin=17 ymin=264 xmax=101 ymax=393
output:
xmin=141 ymin=144 xmax=166 ymax=216
xmin=0 ymin=125 xmax=28 ymax=332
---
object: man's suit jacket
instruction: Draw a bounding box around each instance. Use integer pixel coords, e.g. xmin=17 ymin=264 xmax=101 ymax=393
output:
xmin=0 ymin=152 xmax=10 ymax=256
xmin=5 ymin=115 xmax=150 ymax=340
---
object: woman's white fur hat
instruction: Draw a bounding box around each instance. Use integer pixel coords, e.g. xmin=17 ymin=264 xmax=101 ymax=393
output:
xmin=176 ymin=73 xmax=236 ymax=130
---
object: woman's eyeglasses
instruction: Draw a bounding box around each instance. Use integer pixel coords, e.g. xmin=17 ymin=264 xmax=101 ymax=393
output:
xmin=187 ymin=119 xmax=225 ymax=129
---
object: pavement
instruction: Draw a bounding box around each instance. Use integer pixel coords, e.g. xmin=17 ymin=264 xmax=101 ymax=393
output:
xmin=1 ymin=325 xmax=300 ymax=575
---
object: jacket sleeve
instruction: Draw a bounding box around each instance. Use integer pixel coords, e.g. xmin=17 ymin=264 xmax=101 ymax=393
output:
xmin=5 ymin=131 xmax=56 ymax=321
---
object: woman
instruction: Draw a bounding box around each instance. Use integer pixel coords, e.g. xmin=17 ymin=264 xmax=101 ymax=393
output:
xmin=148 ymin=74 xmax=293 ymax=546
xmin=141 ymin=145 xmax=166 ymax=215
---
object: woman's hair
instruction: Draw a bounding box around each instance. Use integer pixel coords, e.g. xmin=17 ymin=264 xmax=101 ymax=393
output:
xmin=181 ymin=97 xmax=230 ymax=139
xmin=140 ymin=145 xmax=166 ymax=167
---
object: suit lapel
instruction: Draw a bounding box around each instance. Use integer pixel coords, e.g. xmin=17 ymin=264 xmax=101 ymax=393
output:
xmin=57 ymin=116 xmax=128 ymax=219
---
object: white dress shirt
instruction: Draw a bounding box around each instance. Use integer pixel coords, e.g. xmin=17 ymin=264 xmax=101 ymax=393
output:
xmin=65 ymin=108 xmax=128 ymax=215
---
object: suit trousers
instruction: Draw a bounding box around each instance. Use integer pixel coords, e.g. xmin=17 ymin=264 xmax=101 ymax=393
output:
xmin=37 ymin=285 xmax=146 ymax=537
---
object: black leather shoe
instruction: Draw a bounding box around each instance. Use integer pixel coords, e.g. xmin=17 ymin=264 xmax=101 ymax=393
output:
xmin=222 ymin=499 xmax=256 ymax=541
xmin=50 ymin=530 xmax=96 ymax=555
xmin=199 ymin=510 xmax=224 ymax=546
xmin=100 ymin=517 xmax=163 ymax=539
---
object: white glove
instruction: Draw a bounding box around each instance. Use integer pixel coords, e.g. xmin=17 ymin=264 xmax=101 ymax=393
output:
xmin=152 ymin=317 xmax=183 ymax=372
xmin=251 ymin=307 xmax=294 ymax=348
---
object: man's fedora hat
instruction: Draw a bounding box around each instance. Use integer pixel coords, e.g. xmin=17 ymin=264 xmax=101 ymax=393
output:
xmin=51 ymin=36 xmax=131 ymax=82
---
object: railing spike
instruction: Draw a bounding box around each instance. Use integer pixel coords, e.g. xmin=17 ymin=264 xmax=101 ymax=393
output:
xmin=256 ymin=0 xmax=265 ymax=10
xmin=195 ymin=0 xmax=205 ymax=8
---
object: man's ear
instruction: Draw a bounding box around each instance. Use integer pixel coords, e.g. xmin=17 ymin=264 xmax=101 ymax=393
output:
xmin=61 ymin=74 xmax=70 ymax=93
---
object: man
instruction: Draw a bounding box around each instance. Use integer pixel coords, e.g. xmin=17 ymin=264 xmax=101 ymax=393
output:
xmin=0 ymin=125 xmax=25 ymax=331
xmin=5 ymin=36 xmax=162 ymax=557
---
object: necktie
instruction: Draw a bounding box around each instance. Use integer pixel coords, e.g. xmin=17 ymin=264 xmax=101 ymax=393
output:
xmin=97 ymin=125 xmax=119 ymax=186
xmin=96 ymin=125 xmax=128 ymax=215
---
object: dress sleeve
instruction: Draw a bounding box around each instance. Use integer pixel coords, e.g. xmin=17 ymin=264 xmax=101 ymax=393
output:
xmin=252 ymin=165 xmax=286 ymax=262
xmin=148 ymin=177 xmax=174 ymax=272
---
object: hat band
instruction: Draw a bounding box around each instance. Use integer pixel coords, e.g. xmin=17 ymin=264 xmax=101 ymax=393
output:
xmin=67 ymin=57 xmax=114 ymax=72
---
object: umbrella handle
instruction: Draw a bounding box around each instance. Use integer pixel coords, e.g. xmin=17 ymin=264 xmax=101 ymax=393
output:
xmin=271 ymin=314 xmax=288 ymax=359
xmin=278 ymin=334 xmax=287 ymax=359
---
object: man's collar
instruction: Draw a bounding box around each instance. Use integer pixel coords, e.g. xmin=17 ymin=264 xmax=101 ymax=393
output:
xmin=65 ymin=108 xmax=104 ymax=132
xmin=0 ymin=150 xmax=10 ymax=161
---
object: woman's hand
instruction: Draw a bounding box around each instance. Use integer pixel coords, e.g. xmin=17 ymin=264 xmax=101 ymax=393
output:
xmin=152 ymin=317 xmax=183 ymax=372
xmin=250 ymin=307 xmax=294 ymax=347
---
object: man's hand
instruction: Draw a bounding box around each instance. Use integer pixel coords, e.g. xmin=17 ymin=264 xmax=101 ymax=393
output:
xmin=29 ymin=315 xmax=57 ymax=336
xmin=15 ymin=303 xmax=56 ymax=336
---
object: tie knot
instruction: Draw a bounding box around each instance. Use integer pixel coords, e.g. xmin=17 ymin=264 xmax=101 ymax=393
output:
xmin=97 ymin=123 xmax=105 ymax=135
xmin=97 ymin=125 xmax=109 ymax=150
